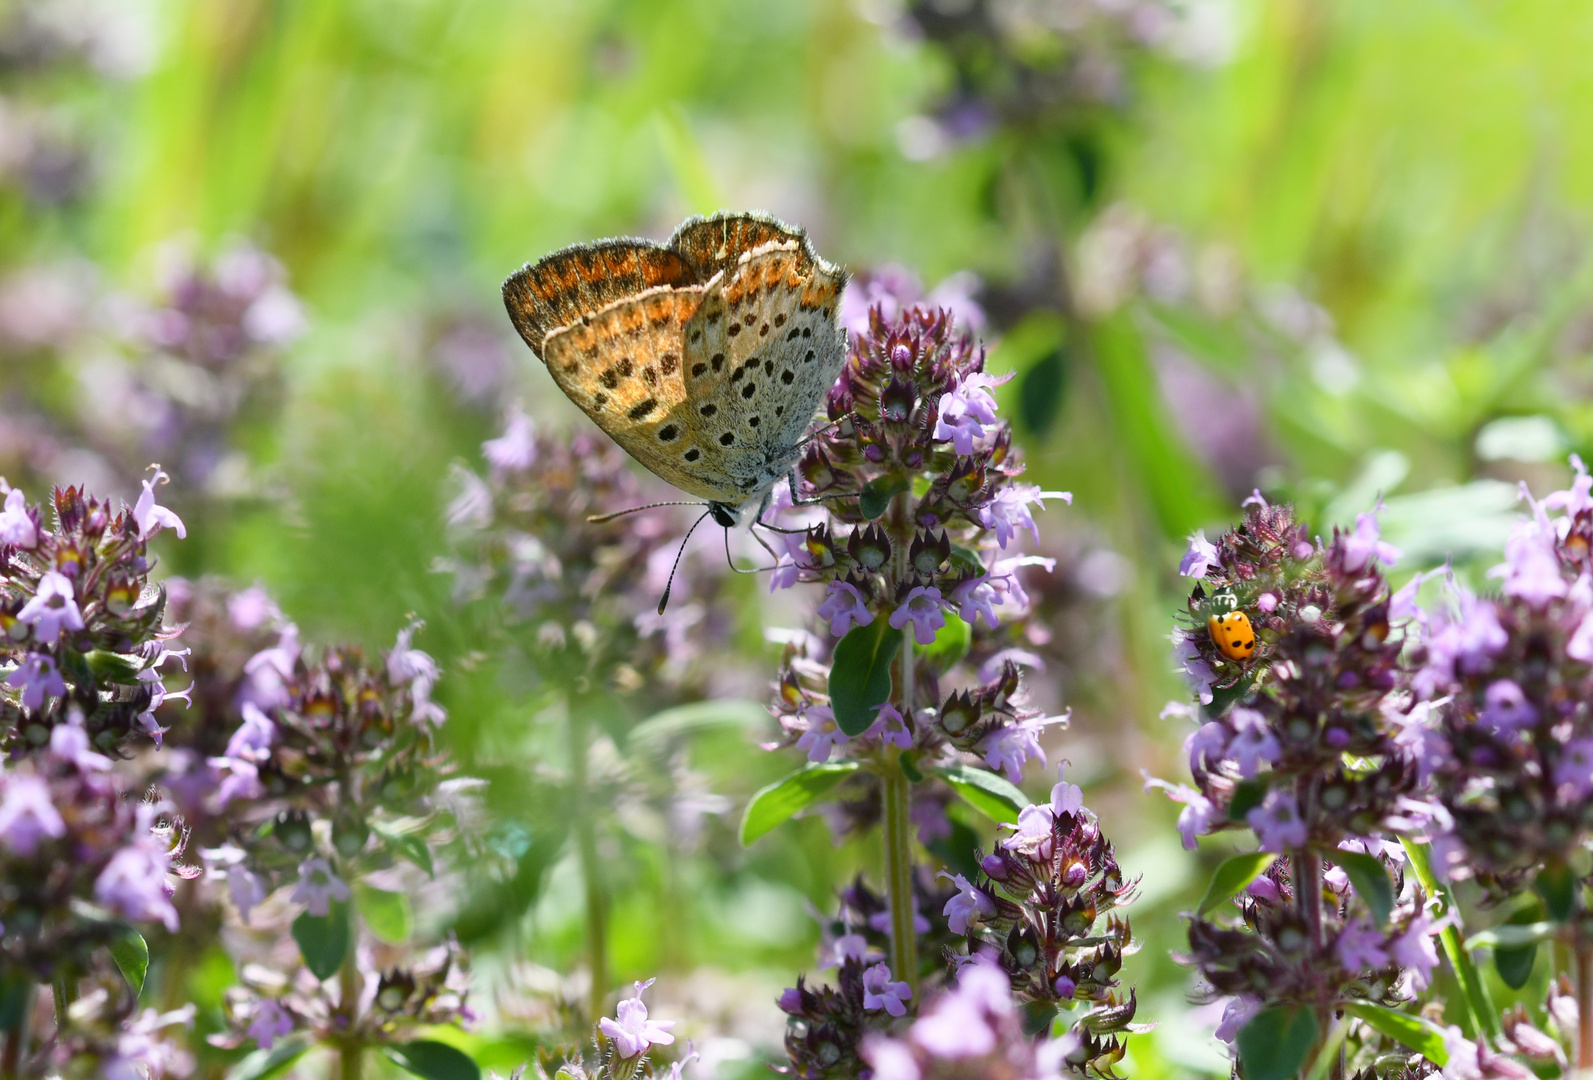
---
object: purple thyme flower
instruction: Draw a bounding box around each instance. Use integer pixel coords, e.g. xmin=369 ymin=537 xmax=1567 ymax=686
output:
xmin=96 ymin=839 xmax=179 ymax=932
xmin=1226 ymin=707 xmax=1281 ymax=778
xmin=948 ymin=574 xmax=999 ymax=628
xmin=862 ymin=963 xmax=913 ymax=1017
xmin=1479 ymin=679 xmax=1538 ymax=735
xmin=18 ymin=570 xmax=84 ymax=645
xmin=890 ymin=585 xmax=947 ymax=645
xmin=389 ymin=622 xmax=445 ymax=726
xmin=1489 ymin=513 xmax=1566 ymax=608
xmin=1176 ymin=635 xmax=1216 ymax=705
xmin=1554 ymin=737 xmax=1593 ymax=799
xmin=599 ymin=978 xmax=676 ymax=1058
xmin=1247 ymin=789 xmax=1307 ymax=852
xmin=976 ymin=714 xmax=1051 ymax=783
xmin=867 ymin=702 xmax=914 ymax=750
xmin=861 ymin=1036 xmax=921 ymax=1080
xmin=932 ymin=371 xmax=1008 ymax=454
xmin=976 ymin=484 xmax=1070 ymax=550
xmin=1142 ymin=773 xmax=1216 ymax=849
xmin=1389 ymin=912 xmax=1442 ymax=991
xmin=290 ymin=856 xmax=351 ymax=917
xmin=483 ymin=406 xmax=537 ymax=476
xmin=1180 ymin=530 xmax=1219 ymax=578
xmin=225 ymin=702 xmax=276 ymax=762
xmin=909 ymin=963 xmax=1007 ymax=1058
xmin=50 ymin=720 xmax=111 ymax=774
xmin=7 ymin=651 xmax=64 ymax=709
xmin=795 ymin=703 xmax=848 ymax=763
xmin=939 ymin=871 xmax=994 ymax=934
xmin=229 ymin=865 xmax=268 ymax=924
xmin=817 ymin=580 xmax=875 ymax=637
xmin=0 ymin=487 xmax=37 ymax=548
xmin=1335 ymin=916 xmax=1390 ymax=971
xmin=0 ymin=771 xmax=66 ymax=854
xmin=247 ymin=998 xmax=294 ymax=1050
xmin=1339 ymin=510 xmax=1400 ymax=573
xmin=133 ymin=467 xmax=187 ymax=540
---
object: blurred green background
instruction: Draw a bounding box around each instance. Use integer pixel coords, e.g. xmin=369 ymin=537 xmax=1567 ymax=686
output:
xmin=5 ymin=0 xmax=1593 ymax=1075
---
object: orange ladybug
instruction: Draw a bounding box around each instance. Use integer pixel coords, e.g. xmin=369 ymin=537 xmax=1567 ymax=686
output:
xmin=1207 ymin=610 xmax=1256 ymax=660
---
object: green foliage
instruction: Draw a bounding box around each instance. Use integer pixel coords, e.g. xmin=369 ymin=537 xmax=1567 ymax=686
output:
xmin=1236 ymin=1005 xmax=1318 ymax=1080
xmin=1333 ymin=850 xmax=1394 ymax=927
xmin=933 ymin=763 xmax=1030 ymax=823
xmin=1341 ymin=1003 xmax=1449 ymax=1066
xmin=107 ymin=929 xmax=150 ymax=998
xmin=386 ymin=1041 xmax=482 ymax=1080
xmin=355 ymin=884 xmax=414 ymax=944
xmin=740 ymin=762 xmax=862 ymax=845
xmin=1196 ymin=852 xmax=1277 ymax=917
xmin=828 ymin=619 xmax=903 ymax=737
xmin=291 ymin=904 xmax=350 ymax=981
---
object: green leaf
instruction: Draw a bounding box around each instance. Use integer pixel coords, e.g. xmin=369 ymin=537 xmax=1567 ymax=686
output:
xmin=925 ymin=815 xmax=982 ymax=881
xmin=899 ymin=752 xmax=924 ymax=783
xmin=1342 ymin=1003 xmax=1449 ymax=1065
xmin=223 ymin=1038 xmax=311 ymax=1080
xmin=1236 ymin=1005 xmax=1319 ymax=1080
xmin=85 ymin=650 xmax=145 ymax=684
xmin=627 ymin=699 xmax=767 ymax=757
xmin=934 ymin=763 xmax=1030 ymax=823
xmin=1017 ymin=348 xmax=1067 ymax=437
xmin=1335 ymin=850 xmax=1395 ymax=927
xmin=385 ymin=1040 xmax=481 ymax=1080
xmin=107 ymin=929 xmax=149 ymax=998
xmin=1203 ymin=673 xmax=1256 ymax=720
xmin=1402 ymin=838 xmax=1501 ymax=1043
xmin=1535 ymin=860 xmax=1576 ymax=921
xmin=828 ymin=619 xmax=902 ymax=736
xmin=373 ymin=823 xmax=435 ymax=878
xmin=1466 ymin=922 xmax=1557 ymax=951
xmin=739 ymin=762 xmax=861 ymax=845
xmin=291 ymin=903 xmax=349 ymax=981
xmin=452 ymin=823 xmax=568 ymax=945
xmin=0 ymin=968 xmax=32 ymax=1028
xmin=859 ymin=475 xmax=909 ymax=520
xmin=1196 ymin=852 xmax=1277 ymax=916
xmin=1227 ymin=778 xmax=1267 ymax=821
xmin=1021 ymin=1000 xmax=1060 ymax=1037
xmin=918 ymin=612 xmax=972 ymax=675
xmin=1493 ymin=922 xmax=1542 ymax=991
xmin=355 ymin=884 xmax=413 ymax=944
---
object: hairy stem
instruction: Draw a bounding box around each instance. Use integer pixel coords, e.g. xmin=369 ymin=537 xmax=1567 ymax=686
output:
xmin=338 ymin=904 xmax=363 ymax=1080
xmin=1578 ymin=934 xmax=1593 ymax=1070
xmin=882 ymin=748 xmax=918 ymax=991
xmin=1 ymin=984 xmax=33 ymax=1080
xmin=570 ymin=697 xmax=608 ymax=1022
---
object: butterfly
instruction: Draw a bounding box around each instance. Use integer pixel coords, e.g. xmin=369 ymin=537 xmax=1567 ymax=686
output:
xmin=502 ymin=211 xmax=850 ymax=531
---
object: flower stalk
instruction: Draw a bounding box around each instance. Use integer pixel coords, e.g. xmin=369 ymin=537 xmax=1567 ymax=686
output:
xmin=570 ymin=697 xmax=609 ymax=1023
xmin=338 ymin=906 xmax=363 ymax=1080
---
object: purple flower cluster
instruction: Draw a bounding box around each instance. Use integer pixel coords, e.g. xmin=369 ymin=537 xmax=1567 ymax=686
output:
xmin=448 ymin=407 xmax=732 ymax=695
xmin=200 ymin=622 xmax=451 ymax=925
xmin=1152 ymin=498 xmax=1420 ymax=851
xmin=767 ymin=300 xmax=1068 ymax=773
xmin=0 ymin=476 xmax=188 ymax=753
xmin=1185 ymin=851 xmax=1443 ymax=1036
xmin=858 ymin=963 xmax=1090 ymax=1080
xmin=0 ymin=721 xmax=192 ymax=981
xmin=526 ymin=976 xmax=689 ymax=1080
xmin=1408 ymin=457 xmax=1593 ymax=888
xmin=946 ymin=767 xmax=1137 ymax=1064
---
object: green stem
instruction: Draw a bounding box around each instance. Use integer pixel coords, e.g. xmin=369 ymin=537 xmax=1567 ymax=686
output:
xmin=1400 ymin=838 xmax=1500 ymax=1044
xmin=2 ymin=983 xmax=33 ymax=1080
xmin=569 ymin=697 xmax=608 ymax=1022
xmin=1577 ymin=935 xmax=1593 ymax=1071
xmin=338 ymin=905 xmax=363 ymax=1080
xmin=882 ymin=752 xmax=918 ymax=991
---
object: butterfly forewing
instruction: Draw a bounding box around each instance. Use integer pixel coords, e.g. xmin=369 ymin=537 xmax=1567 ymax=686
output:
xmin=680 ymin=245 xmax=848 ymax=500
xmin=541 ymin=285 xmax=745 ymax=505
xmin=505 ymin=211 xmax=849 ymax=515
xmin=669 ymin=213 xmax=812 ymax=281
xmin=503 ymin=240 xmax=695 ymax=359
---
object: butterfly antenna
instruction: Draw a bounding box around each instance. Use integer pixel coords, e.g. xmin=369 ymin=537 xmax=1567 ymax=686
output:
xmin=657 ymin=509 xmax=714 ymax=615
xmin=588 ymin=500 xmax=702 ymax=524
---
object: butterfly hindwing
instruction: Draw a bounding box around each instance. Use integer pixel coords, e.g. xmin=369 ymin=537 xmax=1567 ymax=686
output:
xmin=669 ymin=212 xmax=813 ymax=281
xmin=503 ymin=240 xmax=695 ymax=359
xmin=681 ymin=244 xmax=848 ymax=498
xmin=542 ymin=285 xmax=743 ymax=505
